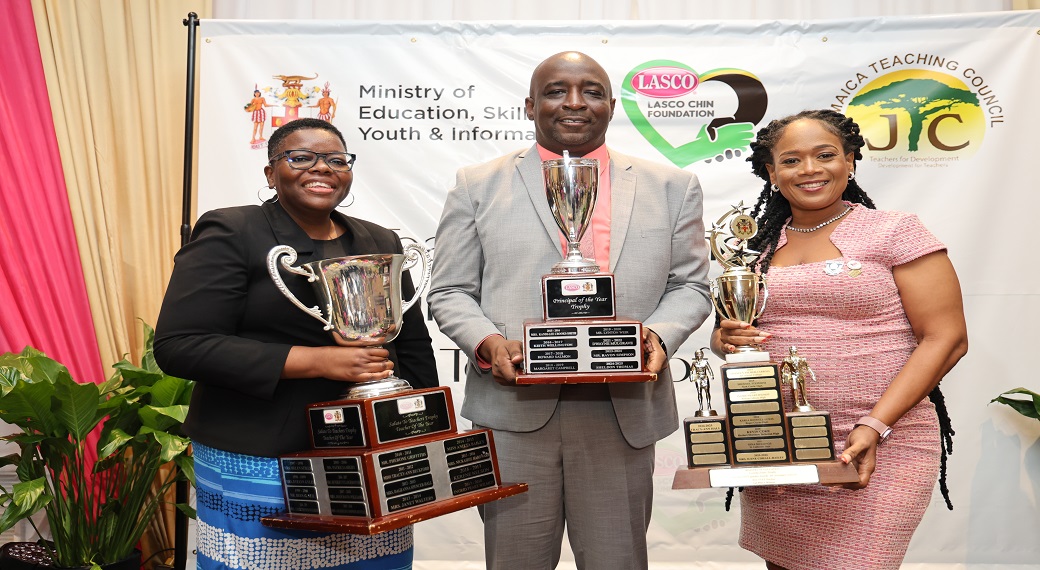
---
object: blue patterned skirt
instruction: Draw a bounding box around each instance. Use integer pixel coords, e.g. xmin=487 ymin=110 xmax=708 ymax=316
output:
xmin=193 ymin=442 xmax=413 ymax=570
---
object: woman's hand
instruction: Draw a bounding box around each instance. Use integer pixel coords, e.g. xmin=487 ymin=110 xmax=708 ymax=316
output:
xmin=713 ymin=319 xmax=772 ymax=356
xmin=283 ymin=344 xmax=394 ymax=383
xmin=839 ymin=425 xmax=880 ymax=489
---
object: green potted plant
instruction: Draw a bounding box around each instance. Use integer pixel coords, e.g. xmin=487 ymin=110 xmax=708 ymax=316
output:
xmin=0 ymin=324 xmax=194 ymax=570
xmin=992 ymin=387 xmax=1040 ymax=421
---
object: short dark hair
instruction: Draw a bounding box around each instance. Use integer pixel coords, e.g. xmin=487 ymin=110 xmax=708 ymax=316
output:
xmin=267 ymin=118 xmax=347 ymax=160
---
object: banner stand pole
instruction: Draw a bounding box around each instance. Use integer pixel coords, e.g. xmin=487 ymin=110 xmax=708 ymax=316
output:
xmin=175 ymin=13 xmax=199 ymax=570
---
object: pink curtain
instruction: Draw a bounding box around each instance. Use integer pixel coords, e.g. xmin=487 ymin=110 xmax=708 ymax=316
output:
xmin=0 ymin=0 xmax=105 ymax=390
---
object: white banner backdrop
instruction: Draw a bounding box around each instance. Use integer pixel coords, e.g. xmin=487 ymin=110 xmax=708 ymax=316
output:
xmin=196 ymin=12 xmax=1040 ymax=568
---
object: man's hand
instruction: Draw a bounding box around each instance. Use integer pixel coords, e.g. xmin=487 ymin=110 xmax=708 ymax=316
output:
xmin=643 ymin=329 xmax=667 ymax=374
xmin=478 ymin=335 xmax=525 ymax=385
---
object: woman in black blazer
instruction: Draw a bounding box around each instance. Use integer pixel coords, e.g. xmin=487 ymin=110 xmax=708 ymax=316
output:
xmin=155 ymin=118 xmax=437 ymax=570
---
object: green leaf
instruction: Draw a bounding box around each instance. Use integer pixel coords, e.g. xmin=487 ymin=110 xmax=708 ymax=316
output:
xmin=0 ymin=364 xmax=28 ymax=393
xmin=0 ymin=379 xmax=61 ymax=434
xmin=153 ymin=431 xmax=191 ymax=463
xmin=97 ymin=427 xmax=134 ymax=459
xmin=139 ymin=404 xmax=189 ymax=432
xmin=53 ymin=373 xmax=104 ymax=441
xmin=148 ymin=375 xmax=192 ymax=408
xmin=991 ymin=387 xmax=1040 ymax=420
xmin=14 ymin=447 xmax=44 ymax=482
xmin=19 ymin=347 xmax=70 ymax=383
xmin=112 ymin=361 xmax=163 ymax=389
xmin=175 ymin=502 xmax=197 ymax=519
xmin=0 ymin=452 xmax=20 ymax=469
xmin=174 ymin=453 xmax=195 ymax=486
xmin=0 ymin=478 xmax=52 ymax=534
xmin=37 ymin=437 xmax=76 ymax=473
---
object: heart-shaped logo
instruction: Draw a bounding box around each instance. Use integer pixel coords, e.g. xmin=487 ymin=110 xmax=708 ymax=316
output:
xmin=621 ymin=60 xmax=769 ymax=167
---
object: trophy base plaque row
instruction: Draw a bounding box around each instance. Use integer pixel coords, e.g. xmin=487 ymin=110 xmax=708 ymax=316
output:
xmin=261 ymin=429 xmax=527 ymax=535
xmin=262 ymin=386 xmax=528 ymax=534
xmin=515 ymin=319 xmax=657 ymax=384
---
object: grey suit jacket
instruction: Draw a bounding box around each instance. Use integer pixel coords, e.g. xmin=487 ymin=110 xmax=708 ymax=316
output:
xmin=429 ymin=145 xmax=711 ymax=449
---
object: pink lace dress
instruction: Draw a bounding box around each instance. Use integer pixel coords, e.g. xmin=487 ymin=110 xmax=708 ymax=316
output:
xmin=738 ymin=204 xmax=946 ymax=570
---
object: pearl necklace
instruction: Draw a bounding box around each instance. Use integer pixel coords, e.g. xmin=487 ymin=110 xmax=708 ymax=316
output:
xmin=786 ymin=205 xmax=852 ymax=233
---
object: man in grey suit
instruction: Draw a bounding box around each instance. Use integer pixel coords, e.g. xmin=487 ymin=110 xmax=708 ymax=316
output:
xmin=428 ymin=51 xmax=711 ymax=569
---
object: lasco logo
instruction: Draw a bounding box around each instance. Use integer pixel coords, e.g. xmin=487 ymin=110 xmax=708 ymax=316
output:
xmin=631 ymin=66 xmax=700 ymax=98
xmin=561 ymin=279 xmax=597 ymax=296
xmin=622 ymin=60 xmax=768 ymax=168
xmin=834 ymin=54 xmax=1002 ymax=167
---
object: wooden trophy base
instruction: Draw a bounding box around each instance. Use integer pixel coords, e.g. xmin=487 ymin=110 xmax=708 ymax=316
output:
xmin=261 ymin=482 xmax=528 ymax=535
xmin=671 ymin=460 xmax=859 ymax=489
xmin=515 ymin=370 xmax=656 ymax=384
xmin=264 ymin=428 xmax=525 ymax=535
xmin=675 ymin=353 xmax=858 ymax=489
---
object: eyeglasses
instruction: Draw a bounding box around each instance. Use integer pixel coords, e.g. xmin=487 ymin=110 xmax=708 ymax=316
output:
xmin=270 ymin=149 xmax=357 ymax=172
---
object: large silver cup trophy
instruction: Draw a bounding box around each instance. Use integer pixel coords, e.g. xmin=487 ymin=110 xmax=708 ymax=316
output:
xmin=708 ymin=202 xmax=769 ymax=360
xmin=261 ymin=243 xmax=529 ymax=535
xmin=267 ymin=243 xmax=431 ymax=398
xmin=543 ymin=152 xmax=599 ymax=274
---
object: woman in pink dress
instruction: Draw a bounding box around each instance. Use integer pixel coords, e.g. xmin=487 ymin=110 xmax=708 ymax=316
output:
xmin=711 ymin=109 xmax=968 ymax=570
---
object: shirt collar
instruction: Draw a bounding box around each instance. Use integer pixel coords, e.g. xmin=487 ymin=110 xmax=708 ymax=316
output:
xmin=535 ymin=143 xmax=609 ymax=170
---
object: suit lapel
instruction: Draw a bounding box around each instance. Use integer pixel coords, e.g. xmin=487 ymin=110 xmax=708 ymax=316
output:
xmin=336 ymin=211 xmax=380 ymax=254
xmin=518 ymin=146 xmax=565 ymax=256
xmin=262 ymin=201 xmax=314 ymax=255
xmin=609 ymin=151 xmax=636 ymax=271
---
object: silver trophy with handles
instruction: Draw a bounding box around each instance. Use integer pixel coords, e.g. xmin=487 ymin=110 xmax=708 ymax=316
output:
xmin=543 ymin=152 xmax=599 ymax=274
xmin=262 ymin=242 xmax=529 ymax=535
xmin=267 ymin=243 xmax=431 ymax=398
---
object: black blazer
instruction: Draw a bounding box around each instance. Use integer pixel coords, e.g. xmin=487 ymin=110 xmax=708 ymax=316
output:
xmin=155 ymin=201 xmax=438 ymax=457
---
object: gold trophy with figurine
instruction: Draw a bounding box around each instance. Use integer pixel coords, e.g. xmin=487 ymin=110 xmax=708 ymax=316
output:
xmin=672 ymin=203 xmax=855 ymax=489
xmin=681 ymin=348 xmax=732 ymax=468
xmin=780 ymin=347 xmax=838 ymax=462
xmin=515 ymin=151 xmax=654 ymax=384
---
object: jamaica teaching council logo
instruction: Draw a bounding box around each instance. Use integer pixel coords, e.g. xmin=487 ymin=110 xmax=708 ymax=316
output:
xmin=621 ymin=60 xmax=768 ymax=168
xmin=835 ymin=58 xmax=1002 ymax=166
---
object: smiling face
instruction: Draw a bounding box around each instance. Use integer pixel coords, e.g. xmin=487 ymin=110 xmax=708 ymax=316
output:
xmin=264 ymin=128 xmax=352 ymax=222
xmin=525 ymin=52 xmax=615 ymax=156
xmin=765 ymin=119 xmax=855 ymax=219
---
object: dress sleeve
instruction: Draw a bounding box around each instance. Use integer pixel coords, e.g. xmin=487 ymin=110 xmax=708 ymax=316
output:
xmin=885 ymin=212 xmax=947 ymax=268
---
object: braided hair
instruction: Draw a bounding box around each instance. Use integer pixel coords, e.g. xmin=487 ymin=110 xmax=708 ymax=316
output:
xmin=746 ymin=109 xmax=875 ymax=273
xmin=726 ymin=109 xmax=954 ymax=510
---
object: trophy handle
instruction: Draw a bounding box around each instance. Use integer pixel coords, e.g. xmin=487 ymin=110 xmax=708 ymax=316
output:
xmin=753 ymin=275 xmax=769 ymax=321
xmin=709 ymin=280 xmax=728 ymax=321
xmin=266 ymin=245 xmax=334 ymax=330
xmin=400 ymin=242 xmax=432 ymax=314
